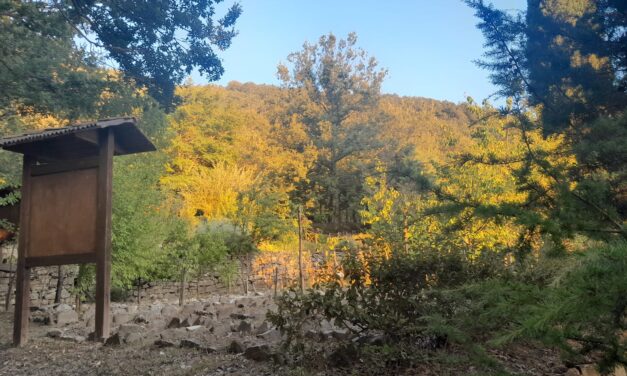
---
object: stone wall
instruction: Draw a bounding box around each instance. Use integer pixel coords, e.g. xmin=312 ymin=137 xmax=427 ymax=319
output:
xmin=133 ymin=274 xmax=254 ymax=303
xmin=0 ymin=265 xmax=78 ymax=310
xmin=1 ymin=242 xmax=78 ymax=310
xmin=0 ymin=242 xmax=314 ymax=308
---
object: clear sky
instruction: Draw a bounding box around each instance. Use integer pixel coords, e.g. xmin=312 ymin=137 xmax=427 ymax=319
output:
xmin=193 ymin=0 xmax=526 ymax=104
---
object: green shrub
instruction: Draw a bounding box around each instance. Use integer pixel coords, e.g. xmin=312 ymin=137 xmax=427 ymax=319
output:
xmin=269 ymin=242 xmax=627 ymax=373
xmin=520 ymin=242 xmax=627 ymax=372
xmin=269 ymin=246 xmax=507 ymax=346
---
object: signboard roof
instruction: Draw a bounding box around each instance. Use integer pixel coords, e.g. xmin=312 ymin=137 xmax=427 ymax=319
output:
xmin=0 ymin=117 xmax=155 ymax=159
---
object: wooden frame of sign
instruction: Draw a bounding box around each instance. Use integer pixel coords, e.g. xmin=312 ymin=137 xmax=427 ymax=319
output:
xmin=0 ymin=118 xmax=155 ymax=346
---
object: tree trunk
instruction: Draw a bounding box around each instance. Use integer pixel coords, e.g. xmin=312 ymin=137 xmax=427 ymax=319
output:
xmin=298 ymin=206 xmax=305 ymax=293
xmin=179 ymin=268 xmax=187 ymax=306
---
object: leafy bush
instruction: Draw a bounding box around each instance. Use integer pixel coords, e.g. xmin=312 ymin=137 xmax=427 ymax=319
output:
xmin=269 ymin=246 xmax=507 ymax=346
xmin=269 ymin=242 xmax=627 ymax=373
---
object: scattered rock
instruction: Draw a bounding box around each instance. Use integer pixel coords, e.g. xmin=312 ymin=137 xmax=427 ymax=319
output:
xmin=104 ymin=324 xmax=146 ymax=345
xmin=154 ymin=339 xmax=177 ymax=348
xmin=118 ymin=323 xmax=144 ymax=337
xmin=271 ymin=352 xmax=286 ymax=365
xmin=180 ymin=338 xmax=203 ymax=349
xmin=181 ymin=302 xmax=203 ymax=315
xmin=304 ymin=329 xmax=324 ymax=341
xmin=104 ymin=333 xmax=122 ymax=346
xmin=179 ymin=338 xmax=216 ymax=352
xmin=134 ymin=314 xmax=149 ymax=324
xmin=255 ymin=321 xmax=270 ymax=335
xmin=230 ymin=312 xmax=254 ymax=320
xmin=161 ymin=305 xmax=178 ymax=318
xmin=328 ymin=344 xmax=359 ymax=368
xmin=216 ymin=305 xmax=234 ymax=319
xmin=185 ymin=325 xmax=203 ymax=332
xmin=124 ymin=332 xmax=144 ymax=344
xmin=59 ymin=334 xmax=86 ymax=343
xmin=113 ymin=312 xmax=133 ymax=325
xmin=167 ymin=317 xmax=182 ymax=329
xmin=46 ymin=328 xmax=63 ymax=338
xmin=328 ymin=329 xmax=350 ymax=340
xmin=353 ymin=333 xmax=387 ymax=346
xmin=196 ymin=316 xmax=215 ymax=326
xmin=54 ymin=303 xmax=73 ymax=312
xmin=244 ymin=345 xmax=272 ymax=362
xmin=195 ymin=310 xmax=215 ymax=318
xmin=55 ymin=309 xmax=79 ymax=326
xmin=227 ymin=340 xmax=245 ymax=354
xmin=180 ymin=315 xmax=199 ymax=327
xmin=257 ymin=328 xmax=281 ymax=343
xmin=232 ymin=320 xmax=253 ymax=334
xmin=210 ymin=324 xmax=231 ymax=337
xmin=31 ymin=309 xmax=51 ymax=324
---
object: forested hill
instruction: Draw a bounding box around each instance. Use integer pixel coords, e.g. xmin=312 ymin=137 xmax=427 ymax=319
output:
xmin=163 ymin=81 xmax=477 ymax=232
xmin=224 ymin=81 xmax=475 ymax=168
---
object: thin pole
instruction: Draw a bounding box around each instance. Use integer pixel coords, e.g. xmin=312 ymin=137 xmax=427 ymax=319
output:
xmin=298 ymin=206 xmax=304 ymax=293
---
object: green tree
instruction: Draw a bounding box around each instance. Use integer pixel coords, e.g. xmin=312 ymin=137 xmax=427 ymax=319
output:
xmin=110 ymin=152 xmax=170 ymax=289
xmin=0 ymin=1 xmax=116 ymax=120
xmin=1 ymin=0 xmax=242 ymax=109
xmin=466 ymin=0 xmax=627 ymax=242
xmin=232 ymin=181 xmax=293 ymax=293
xmin=278 ymin=33 xmax=388 ymax=230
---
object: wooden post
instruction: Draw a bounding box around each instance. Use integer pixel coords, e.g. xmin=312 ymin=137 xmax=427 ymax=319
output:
xmin=54 ymin=265 xmax=63 ymax=304
xmin=298 ymin=206 xmax=304 ymax=293
xmin=273 ymin=266 xmax=278 ymax=298
xmin=4 ymin=242 xmax=16 ymax=311
xmin=95 ymin=129 xmax=114 ymax=341
xmin=13 ymin=155 xmax=33 ymax=346
xmin=136 ymin=277 xmax=141 ymax=307
xmin=179 ymin=268 xmax=186 ymax=306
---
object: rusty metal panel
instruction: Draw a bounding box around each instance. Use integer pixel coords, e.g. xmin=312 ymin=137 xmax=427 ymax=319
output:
xmin=28 ymin=167 xmax=98 ymax=258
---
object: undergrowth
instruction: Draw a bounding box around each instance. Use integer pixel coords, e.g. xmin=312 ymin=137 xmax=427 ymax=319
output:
xmin=268 ymin=242 xmax=627 ymax=374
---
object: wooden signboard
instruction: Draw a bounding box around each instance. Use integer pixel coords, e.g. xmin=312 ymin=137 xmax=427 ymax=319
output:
xmin=0 ymin=118 xmax=155 ymax=346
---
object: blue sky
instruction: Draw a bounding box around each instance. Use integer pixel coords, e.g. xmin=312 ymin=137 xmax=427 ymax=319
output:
xmin=193 ymin=0 xmax=526 ymax=103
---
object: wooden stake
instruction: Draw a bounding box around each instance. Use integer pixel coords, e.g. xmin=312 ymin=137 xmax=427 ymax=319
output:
xmin=4 ymin=242 xmax=16 ymax=312
xmin=273 ymin=266 xmax=278 ymax=298
xmin=179 ymin=268 xmax=187 ymax=306
xmin=298 ymin=206 xmax=304 ymax=293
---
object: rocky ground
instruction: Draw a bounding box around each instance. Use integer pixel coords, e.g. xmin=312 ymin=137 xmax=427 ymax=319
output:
xmin=0 ymin=293 xmax=622 ymax=375
xmin=0 ymin=293 xmax=293 ymax=376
